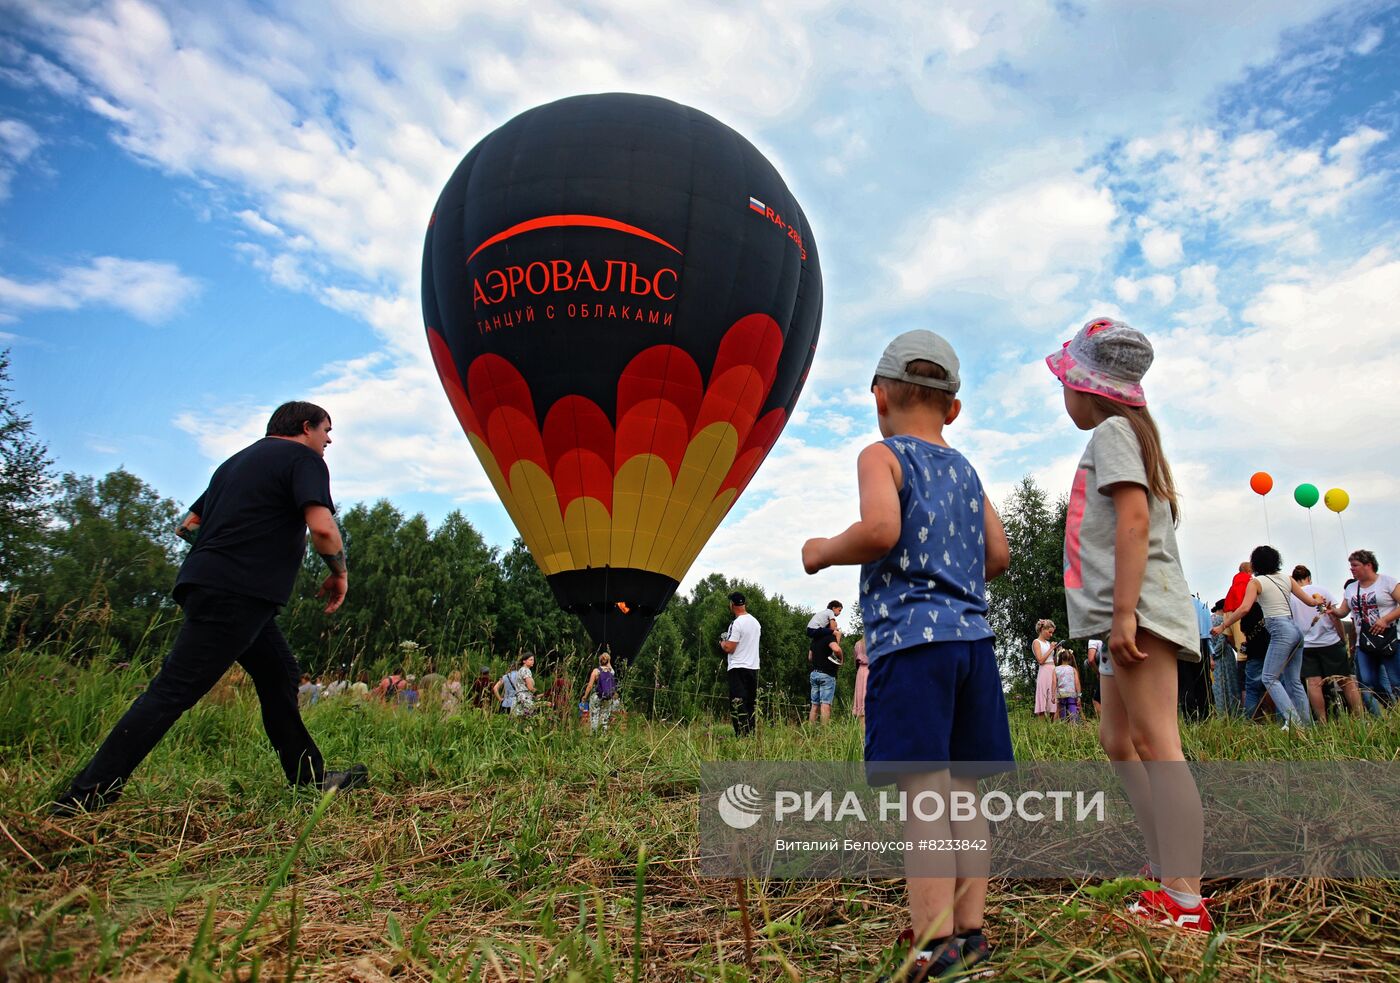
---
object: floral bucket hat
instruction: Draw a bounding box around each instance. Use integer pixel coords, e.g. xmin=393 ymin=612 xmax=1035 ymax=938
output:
xmin=1045 ymin=317 xmax=1152 ymax=407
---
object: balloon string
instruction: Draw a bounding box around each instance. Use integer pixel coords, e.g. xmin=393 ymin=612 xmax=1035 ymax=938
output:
xmin=1308 ymin=509 xmax=1318 ymax=573
xmin=1338 ymin=514 xmax=1349 ymax=554
xmin=1263 ymin=498 xmax=1272 ymax=543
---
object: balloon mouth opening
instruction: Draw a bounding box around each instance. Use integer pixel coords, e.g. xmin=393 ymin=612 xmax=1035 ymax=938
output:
xmin=546 ymin=567 xmax=680 ymax=661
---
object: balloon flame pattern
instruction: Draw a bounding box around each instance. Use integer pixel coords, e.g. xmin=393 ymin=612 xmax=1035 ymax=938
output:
xmin=427 ymin=314 xmax=785 ymax=582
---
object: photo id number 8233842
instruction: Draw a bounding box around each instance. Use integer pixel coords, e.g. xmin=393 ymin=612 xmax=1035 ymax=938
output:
xmin=915 ymin=839 xmax=989 ymax=852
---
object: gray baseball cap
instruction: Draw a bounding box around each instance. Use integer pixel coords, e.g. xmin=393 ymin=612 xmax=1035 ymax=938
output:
xmin=874 ymin=330 xmax=961 ymax=393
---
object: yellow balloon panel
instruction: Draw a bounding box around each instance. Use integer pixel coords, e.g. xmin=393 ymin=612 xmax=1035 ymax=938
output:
xmin=656 ymin=422 xmax=738 ymax=576
xmin=668 ymin=488 xmax=739 ymax=581
xmin=563 ymin=496 xmax=613 ymax=569
xmin=507 ymin=460 xmax=572 ymax=575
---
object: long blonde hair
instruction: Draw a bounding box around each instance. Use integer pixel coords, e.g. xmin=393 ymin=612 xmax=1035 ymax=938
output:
xmin=1083 ymin=393 xmax=1179 ymax=523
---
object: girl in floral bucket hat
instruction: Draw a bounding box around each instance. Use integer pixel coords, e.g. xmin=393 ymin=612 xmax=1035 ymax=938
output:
xmin=1047 ymin=317 xmax=1215 ymax=934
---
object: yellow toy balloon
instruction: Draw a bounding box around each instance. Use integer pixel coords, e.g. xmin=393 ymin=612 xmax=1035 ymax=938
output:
xmin=1324 ymin=488 xmax=1350 ymax=513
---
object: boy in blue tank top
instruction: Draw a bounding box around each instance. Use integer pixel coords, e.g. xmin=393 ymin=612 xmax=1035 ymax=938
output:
xmin=803 ymin=329 xmax=1011 ymax=982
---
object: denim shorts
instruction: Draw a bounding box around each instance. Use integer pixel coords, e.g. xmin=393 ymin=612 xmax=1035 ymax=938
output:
xmin=809 ymin=670 xmax=836 ymax=705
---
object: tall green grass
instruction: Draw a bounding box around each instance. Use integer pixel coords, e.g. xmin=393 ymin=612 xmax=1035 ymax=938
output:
xmin=2 ymin=645 xmax=1398 ymax=981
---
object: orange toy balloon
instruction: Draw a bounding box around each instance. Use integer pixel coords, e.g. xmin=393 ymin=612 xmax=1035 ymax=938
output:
xmin=1250 ymin=471 xmax=1273 ymax=496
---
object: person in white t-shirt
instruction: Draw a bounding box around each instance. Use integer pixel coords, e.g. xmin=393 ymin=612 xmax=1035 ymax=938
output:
xmin=1287 ymin=565 xmax=1364 ymax=720
xmin=1327 ymin=549 xmax=1400 ymax=707
xmin=719 ymin=591 xmax=761 ymax=736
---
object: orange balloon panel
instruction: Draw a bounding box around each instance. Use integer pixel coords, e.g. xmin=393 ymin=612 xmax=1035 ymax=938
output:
xmin=428 ymin=320 xmax=773 ymax=584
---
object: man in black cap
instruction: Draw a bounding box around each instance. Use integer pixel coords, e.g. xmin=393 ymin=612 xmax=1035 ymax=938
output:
xmin=53 ymin=400 xmax=368 ymax=814
xmin=719 ymin=591 xmax=761 ymax=736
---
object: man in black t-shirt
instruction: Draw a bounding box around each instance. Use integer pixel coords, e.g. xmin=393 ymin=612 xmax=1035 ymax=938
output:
xmin=53 ymin=401 xmax=367 ymax=814
xmin=807 ymin=600 xmax=843 ymax=726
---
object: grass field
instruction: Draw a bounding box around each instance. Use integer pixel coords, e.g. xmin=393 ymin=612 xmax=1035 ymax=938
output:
xmin=2 ymin=648 xmax=1399 ymax=981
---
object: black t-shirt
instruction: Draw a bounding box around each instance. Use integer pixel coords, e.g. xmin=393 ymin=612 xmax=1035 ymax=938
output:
xmin=1241 ymin=602 xmax=1271 ymax=659
xmin=176 ymin=437 xmax=335 ymax=605
xmin=810 ymin=629 xmax=841 ymax=676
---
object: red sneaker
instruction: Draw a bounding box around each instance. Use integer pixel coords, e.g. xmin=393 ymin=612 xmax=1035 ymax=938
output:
xmin=1127 ymin=889 xmax=1214 ymax=932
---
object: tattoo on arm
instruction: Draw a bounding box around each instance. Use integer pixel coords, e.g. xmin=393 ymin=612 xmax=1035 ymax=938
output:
xmin=320 ymin=549 xmax=347 ymax=575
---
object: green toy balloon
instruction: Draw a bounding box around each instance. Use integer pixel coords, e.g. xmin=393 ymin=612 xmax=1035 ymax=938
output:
xmin=1294 ymin=483 xmax=1320 ymax=509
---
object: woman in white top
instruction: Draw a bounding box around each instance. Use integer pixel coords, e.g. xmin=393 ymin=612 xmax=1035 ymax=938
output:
xmin=1215 ymin=545 xmax=1325 ymax=728
xmin=1327 ymin=548 xmax=1400 ymax=706
xmin=1031 ymin=619 xmax=1058 ymax=720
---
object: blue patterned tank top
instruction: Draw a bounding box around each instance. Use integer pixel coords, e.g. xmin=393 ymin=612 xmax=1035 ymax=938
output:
xmin=859 ymin=437 xmax=992 ymax=664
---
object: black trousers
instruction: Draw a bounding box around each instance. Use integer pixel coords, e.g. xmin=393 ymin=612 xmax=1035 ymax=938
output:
xmin=1178 ymin=644 xmax=1212 ymax=721
xmin=68 ymin=586 xmax=324 ymax=800
xmin=728 ymin=667 xmax=758 ymax=737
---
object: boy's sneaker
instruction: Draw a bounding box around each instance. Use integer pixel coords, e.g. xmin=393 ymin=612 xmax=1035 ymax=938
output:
xmin=1127 ymin=889 xmax=1214 ymax=932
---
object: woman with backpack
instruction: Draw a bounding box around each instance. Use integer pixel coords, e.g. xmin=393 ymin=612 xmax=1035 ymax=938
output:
xmin=492 ymin=653 xmax=537 ymax=717
xmin=581 ymin=652 xmax=621 ymax=733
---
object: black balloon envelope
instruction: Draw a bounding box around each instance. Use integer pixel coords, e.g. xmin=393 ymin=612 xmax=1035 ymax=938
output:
xmin=422 ymin=93 xmax=822 ymax=661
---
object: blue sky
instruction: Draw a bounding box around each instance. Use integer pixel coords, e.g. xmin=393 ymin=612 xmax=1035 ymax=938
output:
xmin=2 ymin=0 xmax=1398 ymax=624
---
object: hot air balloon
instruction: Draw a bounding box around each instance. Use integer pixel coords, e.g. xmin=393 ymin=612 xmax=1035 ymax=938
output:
xmin=422 ymin=94 xmax=822 ymax=661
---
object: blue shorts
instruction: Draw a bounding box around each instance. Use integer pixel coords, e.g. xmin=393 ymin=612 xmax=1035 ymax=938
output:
xmin=864 ymin=637 xmax=1014 ymax=785
xmin=809 ymin=670 xmax=836 ymax=706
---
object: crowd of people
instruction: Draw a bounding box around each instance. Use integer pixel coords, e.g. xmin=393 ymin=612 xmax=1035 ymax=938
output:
xmin=1206 ymin=548 xmax=1396 ymax=726
xmin=290 ymin=651 xmax=628 ymax=733
xmin=775 ymin=536 xmax=1398 ymax=734
xmin=1030 ymin=545 xmax=1399 ymax=730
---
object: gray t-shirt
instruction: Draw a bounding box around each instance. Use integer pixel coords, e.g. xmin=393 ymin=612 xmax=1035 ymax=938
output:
xmin=1062 ymin=417 xmax=1199 ymax=661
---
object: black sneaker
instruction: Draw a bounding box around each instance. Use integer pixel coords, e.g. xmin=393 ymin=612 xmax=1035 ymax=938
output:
xmin=952 ymin=931 xmax=995 ymax=979
xmin=49 ymin=788 xmax=117 ymax=816
xmin=877 ymin=936 xmax=962 ymax=983
xmin=320 ymin=764 xmax=369 ymax=792
xmin=878 ymin=932 xmax=994 ymax=982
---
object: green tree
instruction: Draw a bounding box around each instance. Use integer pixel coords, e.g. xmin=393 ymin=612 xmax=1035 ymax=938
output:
xmin=494 ymin=537 xmax=588 ymax=659
xmin=27 ymin=469 xmax=183 ymax=657
xmin=0 ymin=349 xmax=54 ymax=587
xmin=282 ymin=502 xmax=505 ymax=676
xmin=986 ymin=474 xmax=1069 ymax=695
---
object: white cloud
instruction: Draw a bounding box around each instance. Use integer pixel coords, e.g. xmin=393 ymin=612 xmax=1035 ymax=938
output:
xmin=235 ymin=208 xmax=283 ymax=238
xmin=1140 ymin=226 xmax=1184 ymax=268
xmin=1236 ymin=220 xmax=1320 ymax=255
xmin=174 ymin=345 xmax=499 ymax=506
xmin=1121 ymin=123 xmax=1389 ymax=243
xmin=1142 ymin=274 xmax=1177 ymax=305
xmin=1351 ymin=25 xmax=1383 ymax=55
xmin=0 ymin=118 xmax=41 ymax=161
xmin=0 ymin=117 xmax=42 ymax=198
xmin=0 ymin=256 xmax=201 ymax=323
xmin=685 ymin=432 xmax=871 ymax=608
xmin=0 ymin=38 xmax=83 ymax=98
xmin=887 ymin=173 xmax=1118 ymax=310
xmin=1115 ymin=273 xmax=1178 ymax=305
